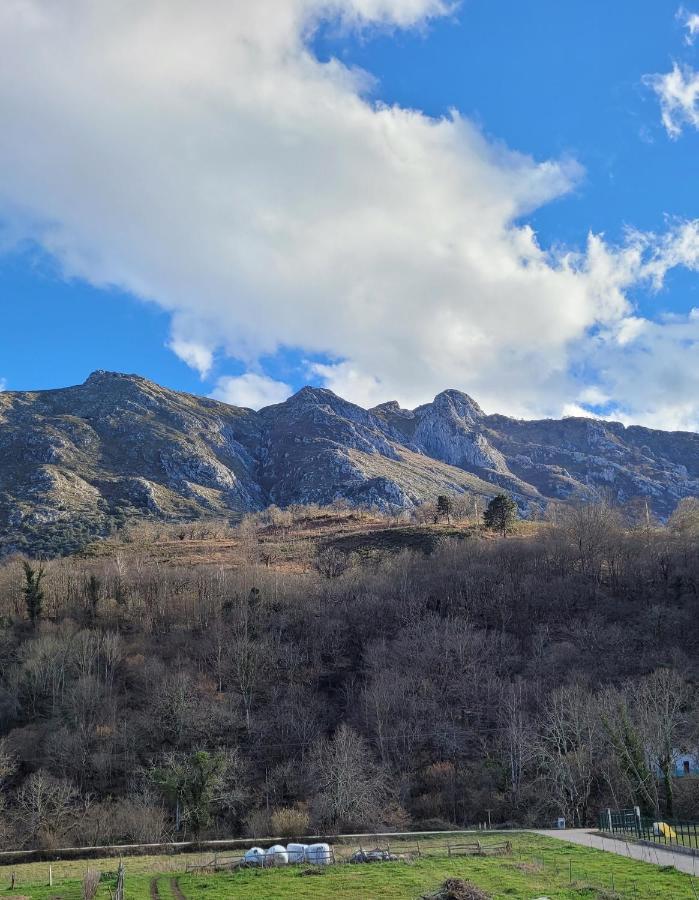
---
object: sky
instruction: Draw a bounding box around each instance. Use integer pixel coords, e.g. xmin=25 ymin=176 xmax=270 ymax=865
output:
xmin=1 ymin=0 xmax=699 ymax=429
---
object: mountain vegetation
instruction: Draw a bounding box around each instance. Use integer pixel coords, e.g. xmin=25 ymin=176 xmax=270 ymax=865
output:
xmin=0 ymin=502 xmax=697 ymax=850
xmin=1 ymin=371 xmax=698 ymax=558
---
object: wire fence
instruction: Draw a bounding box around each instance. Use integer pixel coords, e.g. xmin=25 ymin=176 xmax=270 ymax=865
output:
xmin=5 ymin=836 xmax=699 ymax=900
xmin=600 ymin=807 xmax=699 ymax=851
xmin=182 ymin=836 xmax=698 ymax=900
xmin=183 ymin=838 xmax=513 ymax=871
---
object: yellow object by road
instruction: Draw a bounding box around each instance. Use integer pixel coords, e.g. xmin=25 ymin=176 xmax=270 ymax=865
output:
xmin=653 ymin=821 xmax=677 ymax=839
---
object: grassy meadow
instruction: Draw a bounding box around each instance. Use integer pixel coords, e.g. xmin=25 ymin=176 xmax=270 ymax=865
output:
xmin=1 ymin=833 xmax=696 ymax=900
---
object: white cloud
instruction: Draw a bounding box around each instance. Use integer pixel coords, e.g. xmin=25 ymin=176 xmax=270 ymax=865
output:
xmin=211 ymin=373 xmax=292 ymax=409
xmin=678 ymin=6 xmax=699 ymax=44
xmin=644 ymin=63 xmax=699 ymax=138
xmin=309 ymin=361 xmax=388 ymax=408
xmin=0 ymin=378 xmax=6 ymax=392
xmin=577 ymin=386 xmax=611 ymax=407
xmin=0 ymin=1 xmax=699 ymax=428
xmin=168 ymin=338 xmax=213 ymax=377
xmin=581 ymin=309 xmax=699 ymax=431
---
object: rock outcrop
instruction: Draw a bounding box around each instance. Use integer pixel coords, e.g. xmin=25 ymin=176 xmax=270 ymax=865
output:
xmin=0 ymin=371 xmax=697 ymax=555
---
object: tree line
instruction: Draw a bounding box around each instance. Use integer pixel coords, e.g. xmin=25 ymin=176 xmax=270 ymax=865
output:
xmin=0 ymin=498 xmax=697 ymax=849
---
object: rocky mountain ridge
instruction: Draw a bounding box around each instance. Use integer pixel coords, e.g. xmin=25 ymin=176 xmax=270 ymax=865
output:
xmin=0 ymin=371 xmax=697 ymax=556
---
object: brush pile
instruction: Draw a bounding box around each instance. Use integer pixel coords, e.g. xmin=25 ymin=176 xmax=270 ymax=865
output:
xmin=422 ymin=878 xmax=492 ymax=900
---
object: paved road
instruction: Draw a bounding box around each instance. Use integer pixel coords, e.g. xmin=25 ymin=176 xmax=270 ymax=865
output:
xmin=534 ymin=829 xmax=699 ymax=876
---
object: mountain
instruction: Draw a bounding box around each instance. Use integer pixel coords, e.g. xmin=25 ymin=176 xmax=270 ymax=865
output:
xmin=0 ymin=371 xmax=697 ymax=556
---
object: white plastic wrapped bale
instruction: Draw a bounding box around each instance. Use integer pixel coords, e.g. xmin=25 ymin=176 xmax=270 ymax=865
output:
xmin=305 ymin=843 xmax=332 ymax=865
xmin=243 ymin=847 xmax=265 ymax=867
xmin=265 ymin=844 xmax=289 ymax=866
xmin=286 ymin=843 xmax=308 ymax=864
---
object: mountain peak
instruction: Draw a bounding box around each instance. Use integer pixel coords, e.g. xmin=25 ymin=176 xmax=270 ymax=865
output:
xmin=287 ymin=385 xmax=339 ymax=404
xmin=0 ymin=373 xmax=697 ymax=558
xmin=84 ymin=370 xmax=145 ymax=385
xmin=373 ymin=400 xmax=406 ymax=414
xmin=428 ymin=389 xmax=484 ymax=424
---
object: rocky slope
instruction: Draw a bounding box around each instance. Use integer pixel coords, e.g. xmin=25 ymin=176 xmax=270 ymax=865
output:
xmin=0 ymin=371 xmax=697 ymax=555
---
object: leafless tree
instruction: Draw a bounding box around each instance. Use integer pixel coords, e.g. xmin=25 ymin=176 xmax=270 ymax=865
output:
xmin=15 ymin=770 xmax=82 ymax=847
xmin=559 ymin=500 xmax=623 ymax=579
xmin=668 ymin=496 xmax=699 ymax=537
xmin=637 ymin=669 xmax=689 ymax=818
xmin=310 ymin=724 xmax=389 ymax=832
xmin=536 ymin=685 xmax=599 ymax=826
xmin=314 ymin=547 xmax=352 ymax=579
xmin=498 ymin=681 xmax=535 ymax=812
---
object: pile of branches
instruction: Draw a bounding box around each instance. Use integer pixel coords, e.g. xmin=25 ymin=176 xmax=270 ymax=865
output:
xmin=423 ymin=877 xmax=492 ymax=900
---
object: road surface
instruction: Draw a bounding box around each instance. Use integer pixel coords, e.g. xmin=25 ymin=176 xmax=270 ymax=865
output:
xmin=534 ymin=829 xmax=699 ymax=876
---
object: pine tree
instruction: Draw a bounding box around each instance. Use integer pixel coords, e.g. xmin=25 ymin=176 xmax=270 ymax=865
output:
xmin=483 ymin=493 xmax=518 ymax=536
xmin=87 ymin=574 xmax=101 ymax=621
xmin=22 ymin=562 xmax=45 ymax=626
xmin=436 ymin=495 xmax=453 ymax=523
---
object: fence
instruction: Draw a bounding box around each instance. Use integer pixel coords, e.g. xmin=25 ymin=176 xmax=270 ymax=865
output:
xmin=6 ymin=836 xmax=695 ymax=899
xmin=599 ymin=807 xmax=699 ymax=851
xmin=183 ymin=838 xmax=689 ymax=900
xmin=185 ymin=838 xmax=513 ymax=872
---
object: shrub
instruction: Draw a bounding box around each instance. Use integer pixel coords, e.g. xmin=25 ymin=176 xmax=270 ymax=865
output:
xmin=244 ymin=807 xmax=272 ymax=838
xmin=270 ymin=805 xmax=310 ymax=838
xmin=82 ymin=869 xmax=101 ymax=900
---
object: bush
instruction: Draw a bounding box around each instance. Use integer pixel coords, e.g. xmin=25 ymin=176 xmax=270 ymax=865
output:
xmin=270 ymin=805 xmax=310 ymax=838
xmin=82 ymin=869 xmax=101 ymax=900
xmin=244 ymin=807 xmax=272 ymax=838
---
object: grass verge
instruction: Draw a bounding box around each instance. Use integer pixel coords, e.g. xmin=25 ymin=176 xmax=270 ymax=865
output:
xmin=0 ymin=833 xmax=697 ymax=899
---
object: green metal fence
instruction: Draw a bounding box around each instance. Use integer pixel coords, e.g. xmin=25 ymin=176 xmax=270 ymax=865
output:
xmin=599 ymin=808 xmax=699 ymax=850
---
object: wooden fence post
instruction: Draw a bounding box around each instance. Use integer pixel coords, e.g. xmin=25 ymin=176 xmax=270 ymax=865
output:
xmin=115 ymin=860 xmax=125 ymax=900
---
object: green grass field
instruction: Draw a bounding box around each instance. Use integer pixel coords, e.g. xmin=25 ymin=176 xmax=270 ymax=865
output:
xmin=1 ymin=833 xmax=696 ymax=899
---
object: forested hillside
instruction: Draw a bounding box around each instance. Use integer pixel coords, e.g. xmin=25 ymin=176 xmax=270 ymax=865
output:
xmin=0 ymin=503 xmax=697 ymax=850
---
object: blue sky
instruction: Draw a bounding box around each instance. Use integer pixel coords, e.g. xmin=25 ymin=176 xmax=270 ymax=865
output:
xmin=1 ymin=0 xmax=699 ymax=427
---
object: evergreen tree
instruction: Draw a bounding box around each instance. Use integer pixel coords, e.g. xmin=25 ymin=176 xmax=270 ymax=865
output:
xmin=22 ymin=562 xmax=45 ymax=627
xmin=87 ymin=574 xmax=101 ymax=621
xmin=151 ymin=750 xmax=226 ymax=836
xmin=436 ymin=495 xmax=453 ymax=523
xmin=600 ymin=705 xmax=656 ymax=817
xmin=483 ymin=493 xmax=518 ymax=536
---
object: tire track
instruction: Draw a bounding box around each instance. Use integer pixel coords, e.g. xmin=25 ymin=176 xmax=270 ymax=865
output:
xmin=170 ymin=877 xmax=186 ymax=900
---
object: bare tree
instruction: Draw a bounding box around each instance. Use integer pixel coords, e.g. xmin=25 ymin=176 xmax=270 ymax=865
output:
xmin=668 ymin=497 xmax=699 ymax=537
xmin=15 ymin=770 xmax=82 ymax=847
xmin=559 ymin=500 xmax=623 ymax=579
xmin=637 ymin=669 xmax=689 ymax=818
xmin=314 ymin=547 xmax=352 ymax=579
xmin=310 ymin=724 xmax=388 ymax=831
xmin=498 ymin=682 xmax=535 ymax=812
xmin=0 ymin=739 xmax=16 ymax=846
xmin=537 ymin=685 xmax=599 ymax=826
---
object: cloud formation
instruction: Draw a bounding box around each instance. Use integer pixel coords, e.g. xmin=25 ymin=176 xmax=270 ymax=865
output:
xmin=679 ymin=6 xmax=699 ymax=43
xmin=645 ymin=63 xmax=699 ymax=138
xmin=211 ymin=373 xmax=292 ymax=409
xmin=588 ymin=309 xmax=699 ymax=431
xmin=1 ymin=1 xmax=699 ymax=426
xmin=645 ymin=9 xmax=699 ymax=139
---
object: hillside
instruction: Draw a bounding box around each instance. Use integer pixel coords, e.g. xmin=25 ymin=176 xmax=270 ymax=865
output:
xmin=0 ymin=371 xmax=697 ymax=556
xmin=0 ymin=510 xmax=696 ymax=850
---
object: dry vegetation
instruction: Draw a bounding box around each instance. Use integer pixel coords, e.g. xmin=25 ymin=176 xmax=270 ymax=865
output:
xmin=79 ymin=501 xmax=503 ymax=570
xmin=0 ymin=500 xmax=697 ymax=854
